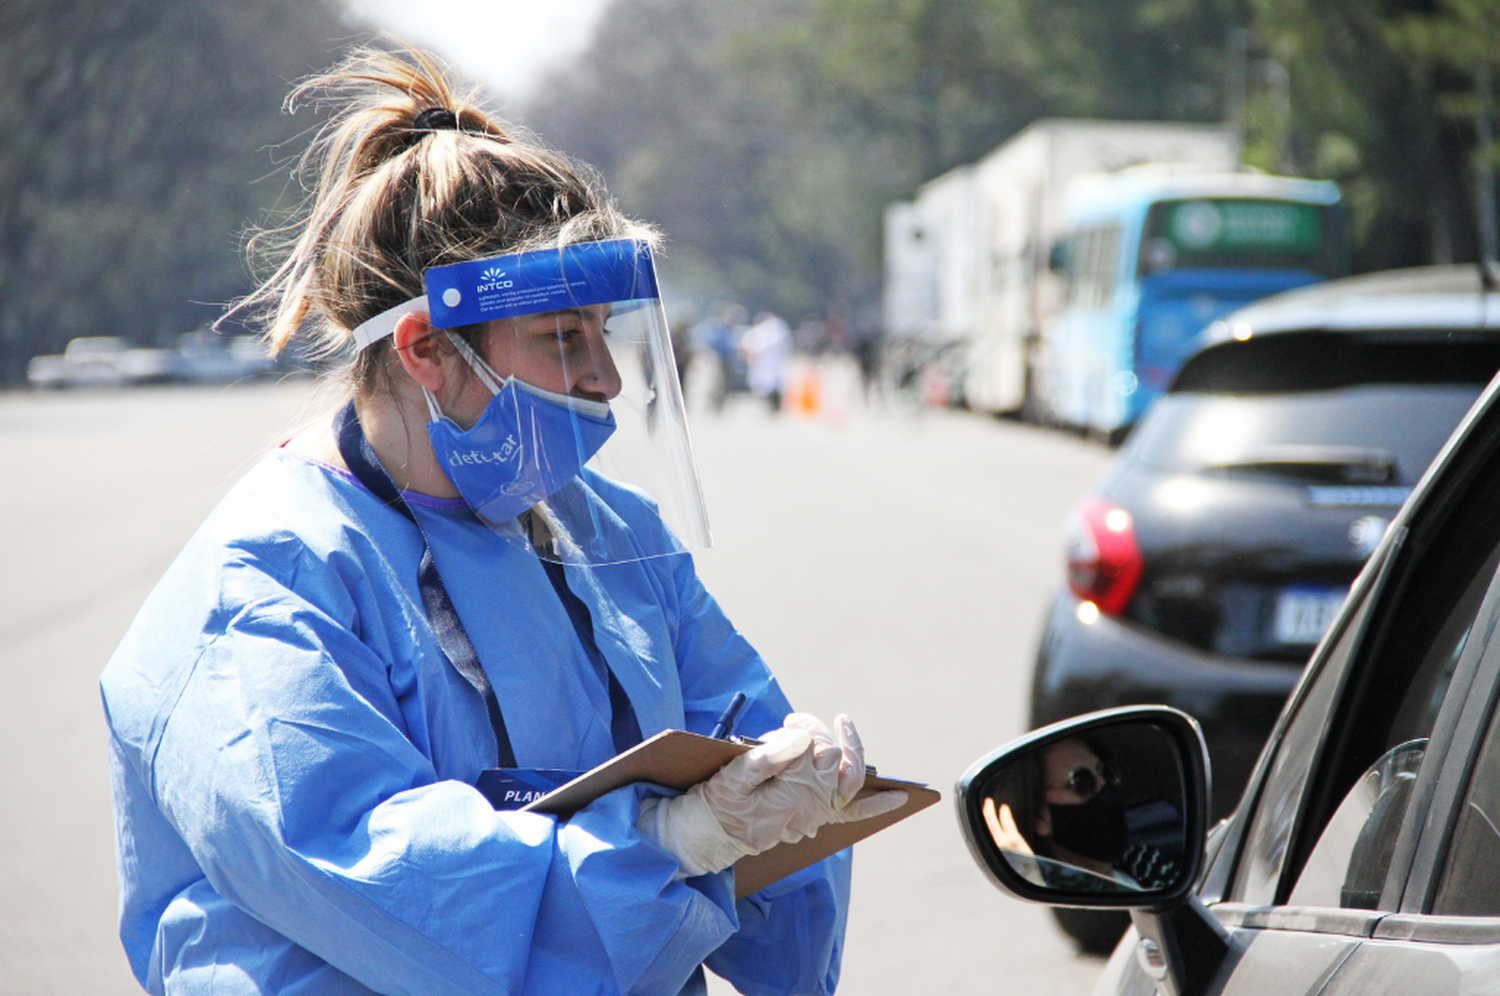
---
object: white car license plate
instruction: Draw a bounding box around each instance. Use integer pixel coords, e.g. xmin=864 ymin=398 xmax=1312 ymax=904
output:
xmin=1273 ymin=587 xmax=1347 ymax=646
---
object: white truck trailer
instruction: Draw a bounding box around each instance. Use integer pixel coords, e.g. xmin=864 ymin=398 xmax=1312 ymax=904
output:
xmin=883 ymin=119 xmax=1240 ymax=412
xmin=882 ymin=165 xmax=979 ymax=402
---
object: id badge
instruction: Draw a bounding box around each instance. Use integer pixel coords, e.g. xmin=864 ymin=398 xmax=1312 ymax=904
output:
xmin=475 ymin=767 xmax=584 ymax=811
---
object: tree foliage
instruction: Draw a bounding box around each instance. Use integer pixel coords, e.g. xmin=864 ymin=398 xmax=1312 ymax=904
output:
xmin=1247 ymin=0 xmax=1487 ymax=270
xmin=12 ymin=1 xmax=1500 ymax=378
xmin=0 ymin=0 xmax=348 ymax=382
xmin=527 ymin=0 xmax=1248 ymax=318
xmin=527 ymin=0 xmax=1500 ymax=319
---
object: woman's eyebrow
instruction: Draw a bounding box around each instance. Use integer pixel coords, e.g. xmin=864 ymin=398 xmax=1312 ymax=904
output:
xmin=531 ymin=306 xmax=611 ymax=322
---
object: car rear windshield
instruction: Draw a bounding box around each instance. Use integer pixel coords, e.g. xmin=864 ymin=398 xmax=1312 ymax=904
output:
xmin=1128 ymin=385 xmax=1484 ymax=484
xmin=1128 ymin=333 xmax=1500 ymax=482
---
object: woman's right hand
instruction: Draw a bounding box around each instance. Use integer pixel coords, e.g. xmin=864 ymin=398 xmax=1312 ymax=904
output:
xmin=637 ymin=714 xmax=908 ymax=877
xmin=982 ymin=796 xmax=1034 ymax=855
xmin=710 ymin=714 xmax=906 ymax=849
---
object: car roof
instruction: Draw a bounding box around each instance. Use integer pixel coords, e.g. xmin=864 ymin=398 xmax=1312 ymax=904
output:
xmin=1193 ymin=266 xmax=1500 ymax=352
xmin=1170 ymin=265 xmax=1500 ymax=395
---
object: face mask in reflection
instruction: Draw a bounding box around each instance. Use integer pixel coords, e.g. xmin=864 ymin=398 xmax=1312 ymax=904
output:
xmin=426 ymin=376 xmax=616 ymax=524
xmin=1048 ymin=783 xmax=1128 ymax=863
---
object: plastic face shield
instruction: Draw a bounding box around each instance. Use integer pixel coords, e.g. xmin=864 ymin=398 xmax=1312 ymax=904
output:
xmin=355 ymin=239 xmax=710 ymax=565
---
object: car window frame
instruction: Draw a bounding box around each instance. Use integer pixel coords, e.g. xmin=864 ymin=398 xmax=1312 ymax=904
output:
xmin=1314 ymin=548 xmax=1500 ymax=912
xmin=1399 ymin=585 xmax=1500 ymax=914
xmin=1215 ymin=533 xmax=1401 ymax=907
xmin=1211 ymin=371 xmax=1500 ymax=913
xmin=1301 ymin=395 xmax=1500 ymax=915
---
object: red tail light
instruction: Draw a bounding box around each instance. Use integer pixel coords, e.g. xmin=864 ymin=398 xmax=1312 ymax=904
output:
xmin=1065 ymin=496 xmax=1144 ymax=616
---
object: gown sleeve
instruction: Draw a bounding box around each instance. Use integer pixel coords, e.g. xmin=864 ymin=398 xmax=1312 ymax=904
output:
xmin=106 ymin=535 xmax=745 ymax=996
xmin=663 ymin=550 xmax=854 ymax=996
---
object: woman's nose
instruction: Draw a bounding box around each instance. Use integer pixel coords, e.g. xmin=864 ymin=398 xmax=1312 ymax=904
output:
xmin=574 ymin=324 xmax=622 ymax=400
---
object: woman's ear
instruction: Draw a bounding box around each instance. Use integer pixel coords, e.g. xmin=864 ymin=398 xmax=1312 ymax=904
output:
xmin=391 ymin=311 xmax=449 ymax=391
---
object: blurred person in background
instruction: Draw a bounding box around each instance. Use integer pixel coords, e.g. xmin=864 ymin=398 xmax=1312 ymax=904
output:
xmin=794 ymin=315 xmax=829 ymax=355
xmin=669 ymin=316 xmax=694 ymax=394
xmin=689 ymin=302 xmax=748 ymax=411
xmin=98 ymin=43 xmax=902 ymax=996
xmin=741 ymin=310 xmax=791 ymax=412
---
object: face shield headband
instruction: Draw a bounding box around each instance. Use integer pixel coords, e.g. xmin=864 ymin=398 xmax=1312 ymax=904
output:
xmin=351 ymin=239 xmax=711 ymax=566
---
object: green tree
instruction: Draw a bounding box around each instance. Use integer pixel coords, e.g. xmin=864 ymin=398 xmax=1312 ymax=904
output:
xmin=1381 ymin=0 xmax=1500 ymax=265
xmin=527 ymin=0 xmax=1247 ymax=318
xmin=0 ymin=0 xmax=348 ymax=383
xmin=526 ymin=1 xmax=832 ymax=315
xmin=526 ymin=0 xmax=1500 ymax=319
xmin=1246 ymin=0 xmax=1485 ymax=270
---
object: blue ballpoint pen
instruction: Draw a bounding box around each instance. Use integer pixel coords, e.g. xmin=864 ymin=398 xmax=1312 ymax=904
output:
xmin=710 ymin=692 xmax=747 ymax=740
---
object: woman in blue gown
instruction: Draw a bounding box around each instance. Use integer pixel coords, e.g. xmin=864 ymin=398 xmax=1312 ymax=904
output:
xmin=100 ymin=43 xmax=901 ymax=996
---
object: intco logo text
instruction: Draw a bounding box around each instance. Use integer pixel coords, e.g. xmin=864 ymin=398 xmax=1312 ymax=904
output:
xmin=476 ymin=267 xmax=513 ymax=292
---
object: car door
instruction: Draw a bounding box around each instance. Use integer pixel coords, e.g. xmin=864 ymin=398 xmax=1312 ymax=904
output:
xmin=1311 ymin=562 xmax=1500 ymax=994
xmin=1186 ymin=544 xmax=1416 ymax=996
xmin=1093 ymin=542 xmax=1408 ymax=996
xmin=1097 ymin=377 xmax=1500 ymax=996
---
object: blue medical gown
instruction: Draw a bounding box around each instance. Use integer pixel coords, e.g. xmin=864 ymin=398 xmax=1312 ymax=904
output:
xmin=100 ymin=451 xmax=852 ymax=995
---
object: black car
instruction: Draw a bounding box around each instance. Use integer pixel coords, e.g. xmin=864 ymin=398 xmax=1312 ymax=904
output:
xmin=1030 ymin=265 xmax=1500 ymax=951
xmin=1034 ymin=265 xmax=1500 ymax=809
xmin=960 ymin=335 xmax=1500 ymax=994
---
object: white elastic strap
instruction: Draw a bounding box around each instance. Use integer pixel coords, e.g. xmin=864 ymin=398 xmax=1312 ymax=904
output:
xmin=443 ymin=331 xmax=612 ymax=419
xmin=443 ymin=332 xmax=506 ymax=394
xmin=351 ymin=295 xmax=430 ymax=351
xmin=420 ymin=386 xmax=444 ymax=423
xmin=512 ymin=377 xmax=612 ymax=420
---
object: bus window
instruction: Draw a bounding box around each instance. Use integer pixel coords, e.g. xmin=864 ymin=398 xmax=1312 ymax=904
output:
xmin=1068 ymin=223 xmax=1122 ymax=310
xmin=1138 ymin=199 xmax=1345 ymax=278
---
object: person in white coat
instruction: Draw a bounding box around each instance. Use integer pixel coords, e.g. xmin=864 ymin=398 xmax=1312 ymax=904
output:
xmin=741 ymin=310 xmax=792 ymax=411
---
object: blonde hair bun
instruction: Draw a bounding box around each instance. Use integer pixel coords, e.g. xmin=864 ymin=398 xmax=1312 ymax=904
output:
xmin=231 ymin=41 xmax=658 ymax=393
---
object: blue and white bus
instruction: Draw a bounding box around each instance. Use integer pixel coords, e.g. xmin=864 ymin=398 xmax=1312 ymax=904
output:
xmin=1038 ymin=167 xmax=1348 ymax=438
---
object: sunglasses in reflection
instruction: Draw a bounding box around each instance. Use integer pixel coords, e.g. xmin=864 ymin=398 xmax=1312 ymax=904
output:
xmin=1050 ymin=762 xmax=1121 ymax=799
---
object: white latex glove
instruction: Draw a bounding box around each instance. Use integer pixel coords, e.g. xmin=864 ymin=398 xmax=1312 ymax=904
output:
xmin=783 ymin=712 xmax=870 ymax=808
xmin=638 ymin=715 xmax=908 ymax=878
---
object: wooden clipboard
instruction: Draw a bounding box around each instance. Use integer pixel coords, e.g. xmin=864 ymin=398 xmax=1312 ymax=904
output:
xmin=522 ymin=729 xmax=941 ymax=898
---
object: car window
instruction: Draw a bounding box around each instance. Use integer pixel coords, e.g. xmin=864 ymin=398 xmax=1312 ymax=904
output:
xmin=1433 ymin=663 xmax=1500 ymax=914
xmin=1230 ymin=409 xmax=1500 ymax=907
xmin=1170 ymin=334 xmax=1500 ymax=398
xmin=1383 ymin=542 xmax=1500 ymax=748
xmin=1126 ymin=385 xmax=1480 ymax=485
xmin=1276 ymin=535 xmax=1500 ymax=911
xmin=1287 ymin=740 xmax=1428 ymax=909
xmin=1230 ymin=577 xmax=1368 ymax=905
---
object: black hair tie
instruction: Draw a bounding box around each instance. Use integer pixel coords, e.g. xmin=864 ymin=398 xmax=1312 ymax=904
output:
xmin=413 ymin=107 xmax=459 ymax=133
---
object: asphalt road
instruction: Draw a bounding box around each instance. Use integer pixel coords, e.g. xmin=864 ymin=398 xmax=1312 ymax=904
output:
xmin=0 ymin=370 xmax=1113 ymax=995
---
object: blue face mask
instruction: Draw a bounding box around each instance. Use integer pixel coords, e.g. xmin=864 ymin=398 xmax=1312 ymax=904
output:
xmin=425 ymin=343 xmax=616 ymax=524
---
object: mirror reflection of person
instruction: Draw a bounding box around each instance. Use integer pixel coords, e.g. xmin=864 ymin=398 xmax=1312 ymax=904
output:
xmin=983 ymin=737 xmax=1177 ymax=891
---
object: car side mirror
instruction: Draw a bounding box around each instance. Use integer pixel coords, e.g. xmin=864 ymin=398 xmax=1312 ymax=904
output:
xmin=957 ymin=706 xmax=1228 ymax=996
xmin=957 ymin=706 xmax=1210 ymax=907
